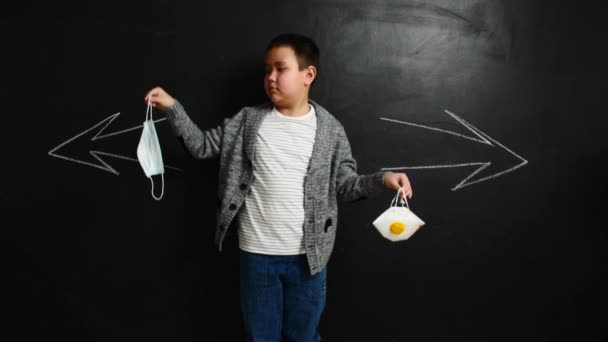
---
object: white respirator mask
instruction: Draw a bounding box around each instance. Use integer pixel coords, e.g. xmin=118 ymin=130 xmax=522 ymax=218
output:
xmin=372 ymin=188 xmax=425 ymax=241
xmin=137 ymin=101 xmax=165 ymax=200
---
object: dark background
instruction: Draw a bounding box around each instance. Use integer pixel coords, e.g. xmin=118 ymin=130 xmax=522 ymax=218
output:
xmin=3 ymin=0 xmax=606 ymax=341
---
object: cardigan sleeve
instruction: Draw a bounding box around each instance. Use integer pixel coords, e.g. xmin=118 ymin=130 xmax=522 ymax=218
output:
xmin=161 ymin=99 xmax=230 ymax=160
xmin=334 ymin=123 xmax=387 ymax=202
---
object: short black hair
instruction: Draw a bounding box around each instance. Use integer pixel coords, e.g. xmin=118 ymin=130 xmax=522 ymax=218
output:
xmin=267 ymin=33 xmax=320 ymax=73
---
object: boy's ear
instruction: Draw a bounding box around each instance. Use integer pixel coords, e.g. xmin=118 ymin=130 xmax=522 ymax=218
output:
xmin=304 ymin=65 xmax=317 ymax=86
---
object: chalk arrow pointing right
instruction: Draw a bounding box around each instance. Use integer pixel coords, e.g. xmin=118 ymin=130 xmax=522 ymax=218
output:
xmin=380 ymin=109 xmax=528 ymax=191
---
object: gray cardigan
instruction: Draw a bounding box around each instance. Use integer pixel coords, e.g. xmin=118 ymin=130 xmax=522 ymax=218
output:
xmin=163 ymin=99 xmax=387 ymax=275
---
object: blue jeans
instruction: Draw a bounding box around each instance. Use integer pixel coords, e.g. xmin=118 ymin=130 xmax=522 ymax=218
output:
xmin=239 ymin=250 xmax=327 ymax=342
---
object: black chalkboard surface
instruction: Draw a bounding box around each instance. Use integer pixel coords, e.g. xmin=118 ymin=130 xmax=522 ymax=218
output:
xmin=3 ymin=0 xmax=606 ymax=341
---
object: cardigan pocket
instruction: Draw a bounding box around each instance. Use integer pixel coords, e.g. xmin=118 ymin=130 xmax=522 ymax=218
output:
xmin=323 ymin=217 xmax=333 ymax=233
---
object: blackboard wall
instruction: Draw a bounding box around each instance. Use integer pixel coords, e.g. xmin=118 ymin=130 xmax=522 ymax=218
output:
xmin=3 ymin=0 xmax=606 ymax=341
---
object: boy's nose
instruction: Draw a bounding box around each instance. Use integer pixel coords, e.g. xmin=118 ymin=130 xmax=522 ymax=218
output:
xmin=267 ymin=71 xmax=277 ymax=82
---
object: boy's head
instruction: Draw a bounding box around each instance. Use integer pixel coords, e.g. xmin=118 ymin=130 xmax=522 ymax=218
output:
xmin=264 ymin=33 xmax=319 ymax=108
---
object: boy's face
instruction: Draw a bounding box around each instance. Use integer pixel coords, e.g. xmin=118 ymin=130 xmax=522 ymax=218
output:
xmin=264 ymin=46 xmax=316 ymax=107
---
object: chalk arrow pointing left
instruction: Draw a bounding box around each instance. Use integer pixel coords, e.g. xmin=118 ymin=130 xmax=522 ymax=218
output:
xmin=380 ymin=109 xmax=528 ymax=191
xmin=48 ymin=112 xmax=182 ymax=175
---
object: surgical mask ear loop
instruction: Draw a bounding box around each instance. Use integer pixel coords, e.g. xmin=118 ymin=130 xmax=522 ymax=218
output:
xmin=149 ymin=174 xmax=164 ymax=201
xmin=146 ymin=99 xmax=152 ymax=121
xmin=146 ymin=99 xmax=164 ymax=201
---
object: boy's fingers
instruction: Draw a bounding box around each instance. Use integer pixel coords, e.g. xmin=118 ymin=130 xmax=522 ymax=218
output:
xmin=145 ymin=88 xmax=163 ymax=100
xmin=146 ymin=94 xmax=163 ymax=105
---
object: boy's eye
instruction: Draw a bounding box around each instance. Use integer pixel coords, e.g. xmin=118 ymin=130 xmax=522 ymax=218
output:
xmin=265 ymin=67 xmax=287 ymax=74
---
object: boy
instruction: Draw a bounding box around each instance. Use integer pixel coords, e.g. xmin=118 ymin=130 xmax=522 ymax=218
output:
xmin=145 ymin=33 xmax=413 ymax=342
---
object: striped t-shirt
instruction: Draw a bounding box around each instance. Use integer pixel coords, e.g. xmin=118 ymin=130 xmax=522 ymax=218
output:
xmin=238 ymin=104 xmax=317 ymax=255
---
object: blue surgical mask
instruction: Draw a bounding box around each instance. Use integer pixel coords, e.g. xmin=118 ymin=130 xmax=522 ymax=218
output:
xmin=137 ymin=101 xmax=165 ymax=200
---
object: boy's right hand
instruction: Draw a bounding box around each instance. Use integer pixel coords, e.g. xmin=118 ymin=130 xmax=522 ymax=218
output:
xmin=144 ymin=87 xmax=175 ymax=111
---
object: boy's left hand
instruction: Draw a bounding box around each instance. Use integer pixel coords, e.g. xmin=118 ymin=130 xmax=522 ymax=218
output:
xmin=383 ymin=171 xmax=413 ymax=199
